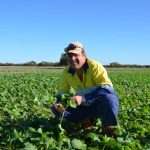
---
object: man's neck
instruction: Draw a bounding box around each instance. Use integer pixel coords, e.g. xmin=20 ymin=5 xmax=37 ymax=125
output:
xmin=75 ymin=67 xmax=84 ymax=81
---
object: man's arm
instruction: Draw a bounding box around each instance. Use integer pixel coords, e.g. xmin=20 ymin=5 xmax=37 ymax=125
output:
xmin=56 ymin=85 xmax=114 ymax=106
xmin=81 ymin=84 xmax=114 ymax=106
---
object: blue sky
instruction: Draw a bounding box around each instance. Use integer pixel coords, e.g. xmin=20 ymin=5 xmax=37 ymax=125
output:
xmin=0 ymin=0 xmax=150 ymax=65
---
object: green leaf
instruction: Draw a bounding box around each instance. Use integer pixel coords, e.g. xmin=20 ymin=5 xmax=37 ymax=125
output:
xmin=24 ymin=142 xmax=37 ymax=150
xmin=71 ymin=138 xmax=86 ymax=150
xmin=68 ymin=87 xmax=76 ymax=96
xmin=103 ymin=135 xmax=110 ymax=143
xmin=45 ymin=137 xmax=56 ymax=148
xmin=69 ymin=100 xmax=76 ymax=108
xmin=61 ymin=94 xmax=66 ymax=101
xmin=85 ymin=133 xmax=100 ymax=142
xmin=37 ymin=128 xmax=42 ymax=134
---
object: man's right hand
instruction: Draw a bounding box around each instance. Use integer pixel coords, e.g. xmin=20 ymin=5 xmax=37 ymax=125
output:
xmin=53 ymin=103 xmax=65 ymax=113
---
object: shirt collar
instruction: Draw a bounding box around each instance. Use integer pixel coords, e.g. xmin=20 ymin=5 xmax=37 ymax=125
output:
xmin=68 ymin=59 xmax=89 ymax=76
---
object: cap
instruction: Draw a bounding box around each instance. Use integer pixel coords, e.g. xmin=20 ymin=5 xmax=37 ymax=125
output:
xmin=64 ymin=42 xmax=84 ymax=54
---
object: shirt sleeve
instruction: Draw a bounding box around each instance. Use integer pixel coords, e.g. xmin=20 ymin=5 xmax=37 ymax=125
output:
xmin=76 ymin=86 xmax=97 ymax=95
xmin=83 ymin=85 xmax=115 ymax=105
xmin=57 ymin=70 xmax=69 ymax=93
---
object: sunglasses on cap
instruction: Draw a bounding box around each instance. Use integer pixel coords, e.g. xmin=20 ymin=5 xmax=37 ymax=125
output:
xmin=65 ymin=44 xmax=84 ymax=52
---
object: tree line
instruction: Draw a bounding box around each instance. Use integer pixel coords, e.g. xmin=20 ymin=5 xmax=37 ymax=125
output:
xmin=0 ymin=53 xmax=150 ymax=68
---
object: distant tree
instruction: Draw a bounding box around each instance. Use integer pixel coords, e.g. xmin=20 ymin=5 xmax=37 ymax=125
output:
xmin=53 ymin=62 xmax=60 ymax=66
xmin=59 ymin=53 xmax=68 ymax=66
xmin=24 ymin=61 xmax=37 ymax=66
xmin=110 ymin=62 xmax=121 ymax=67
xmin=38 ymin=61 xmax=50 ymax=66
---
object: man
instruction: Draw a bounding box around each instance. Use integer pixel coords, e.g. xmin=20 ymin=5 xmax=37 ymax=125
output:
xmin=52 ymin=41 xmax=119 ymax=138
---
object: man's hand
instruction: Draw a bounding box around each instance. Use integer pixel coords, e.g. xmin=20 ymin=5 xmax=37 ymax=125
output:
xmin=53 ymin=103 xmax=65 ymax=113
xmin=71 ymin=95 xmax=82 ymax=106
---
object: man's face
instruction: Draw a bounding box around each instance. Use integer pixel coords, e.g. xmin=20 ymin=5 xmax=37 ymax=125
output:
xmin=67 ymin=52 xmax=86 ymax=70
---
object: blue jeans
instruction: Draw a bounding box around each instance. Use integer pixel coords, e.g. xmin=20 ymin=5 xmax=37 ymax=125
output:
xmin=52 ymin=87 xmax=119 ymax=126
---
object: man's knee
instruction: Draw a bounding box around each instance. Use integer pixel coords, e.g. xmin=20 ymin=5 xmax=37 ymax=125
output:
xmin=101 ymin=94 xmax=119 ymax=116
xmin=103 ymin=94 xmax=118 ymax=106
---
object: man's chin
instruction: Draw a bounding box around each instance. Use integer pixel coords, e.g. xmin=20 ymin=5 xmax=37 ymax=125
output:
xmin=71 ymin=65 xmax=79 ymax=70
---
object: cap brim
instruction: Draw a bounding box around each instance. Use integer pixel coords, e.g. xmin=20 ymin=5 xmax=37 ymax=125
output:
xmin=66 ymin=48 xmax=82 ymax=54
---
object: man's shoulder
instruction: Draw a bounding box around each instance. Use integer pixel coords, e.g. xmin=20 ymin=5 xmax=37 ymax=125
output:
xmin=62 ymin=65 xmax=70 ymax=73
xmin=87 ymin=58 xmax=103 ymax=67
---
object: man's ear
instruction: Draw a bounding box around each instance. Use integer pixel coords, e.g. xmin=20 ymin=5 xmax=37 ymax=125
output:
xmin=82 ymin=51 xmax=86 ymax=57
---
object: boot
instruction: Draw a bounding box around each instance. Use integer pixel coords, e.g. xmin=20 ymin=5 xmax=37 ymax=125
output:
xmin=82 ymin=118 xmax=94 ymax=130
xmin=102 ymin=126 xmax=117 ymax=139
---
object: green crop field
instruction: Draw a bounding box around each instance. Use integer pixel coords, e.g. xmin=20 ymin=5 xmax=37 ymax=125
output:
xmin=0 ymin=67 xmax=150 ymax=149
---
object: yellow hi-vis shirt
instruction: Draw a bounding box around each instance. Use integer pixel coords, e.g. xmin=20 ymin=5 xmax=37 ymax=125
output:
xmin=58 ymin=58 xmax=112 ymax=92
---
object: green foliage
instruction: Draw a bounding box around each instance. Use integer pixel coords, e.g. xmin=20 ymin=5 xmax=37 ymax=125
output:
xmin=60 ymin=87 xmax=77 ymax=109
xmin=0 ymin=69 xmax=150 ymax=149
xmin=71 ymin=138 xmax=87 ymax=150
xmin=58 ymin=87 xmax=77 ymax=135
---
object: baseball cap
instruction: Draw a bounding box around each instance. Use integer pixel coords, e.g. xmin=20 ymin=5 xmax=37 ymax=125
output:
xmin=64 ymin=42 xmax=84 ymax=54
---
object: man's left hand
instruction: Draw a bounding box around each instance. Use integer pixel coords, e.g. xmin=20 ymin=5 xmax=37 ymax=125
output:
xmin=71 ymin=95 xmax=82 ymax=106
